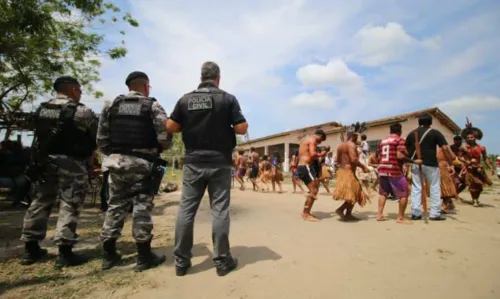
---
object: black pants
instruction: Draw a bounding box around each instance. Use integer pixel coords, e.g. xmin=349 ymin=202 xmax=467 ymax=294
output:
xmin=100 ymin=171 xmax=109 ymax=212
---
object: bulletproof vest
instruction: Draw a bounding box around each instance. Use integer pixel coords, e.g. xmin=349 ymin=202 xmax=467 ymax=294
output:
xmin=108 ymin=95 xmax=159 ymax=151
xmin=34 ymin=101 xmax=96 ymax=158
xmin=182 ymin=87 xmax=236 ymax=153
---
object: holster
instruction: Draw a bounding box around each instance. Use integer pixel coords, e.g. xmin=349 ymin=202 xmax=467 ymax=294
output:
xmin=142 ymin=158 xmax=168 ymax=196
xmin=25 ymin=158 xmax=57 ymax=184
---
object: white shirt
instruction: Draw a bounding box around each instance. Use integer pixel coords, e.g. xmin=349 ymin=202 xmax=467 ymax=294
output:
xmin=101 ymin=154 xmax=109 ymax=172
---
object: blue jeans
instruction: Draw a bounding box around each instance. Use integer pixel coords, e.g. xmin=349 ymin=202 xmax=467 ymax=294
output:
xmin=411 ymin=165 xmax=441 ymax=217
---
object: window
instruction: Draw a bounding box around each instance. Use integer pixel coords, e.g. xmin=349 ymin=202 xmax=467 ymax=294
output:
xmin=368 ymin=140 xmax=381 ymax=153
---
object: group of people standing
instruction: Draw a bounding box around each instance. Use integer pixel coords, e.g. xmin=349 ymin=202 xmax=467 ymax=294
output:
xmin=19 ymin=61 xmax=246 ymax=277
xmin=232 ymin=114 xmax=494 ymax=225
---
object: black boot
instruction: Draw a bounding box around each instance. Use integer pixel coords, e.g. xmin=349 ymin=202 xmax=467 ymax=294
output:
xmin=135 ymin=241 xmax=166 ymax=272
xmin=102 ymin=240 xmax=122 ymax=270
xmin=216 ymin=257 xmax=238 ymax=277
xmin=20 ymin=241 xmax=48 ymax=265
xmin=55 ymin=245 xmax=88 ymax=268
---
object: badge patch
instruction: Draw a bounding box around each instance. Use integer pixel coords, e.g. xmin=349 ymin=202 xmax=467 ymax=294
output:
xmin=118 ymin=103 xmax=142 ymax=116
xmin=39 ymin=108 xmax=61 ymax=119
xmin=188 ymin=96 xmax=213 ymax=110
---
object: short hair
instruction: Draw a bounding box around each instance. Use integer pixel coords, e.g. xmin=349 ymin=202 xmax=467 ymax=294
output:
xmin=390 ymin=123 xmax=402 ymax=134
xmin=125 ymin=71 xmax=149 ymax=86
xmin=238 ymin=150 xmax=244 ymax=155
xmin=201 ymin=61 xmax=220 ymax=80
xmin=250 ymin=147 xmax=255 ymax=151
xmin=453 ymin=135 xmax=462 ymax=141
xmin=361 ymin=134 xmax=367 ymax=140
xmin=53 ymin=76 xmax=80 ymax=92
xmin=418 ymin=114 xmax=432 ymax=126
xmin=314 ymin=129 xmax=326 ymax=141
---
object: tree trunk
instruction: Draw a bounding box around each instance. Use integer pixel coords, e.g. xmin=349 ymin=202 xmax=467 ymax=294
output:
xmin=3 ymin=126 xmax=13 ymax=141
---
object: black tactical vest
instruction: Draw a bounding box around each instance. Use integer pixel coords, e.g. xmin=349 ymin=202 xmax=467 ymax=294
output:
xmin=182 ymin=88 xmax=236 ymax=154
xmin=108 ymin=95 xmax=159 ymax=151
xmin=33 ymin=101 xmax=96 ymax=158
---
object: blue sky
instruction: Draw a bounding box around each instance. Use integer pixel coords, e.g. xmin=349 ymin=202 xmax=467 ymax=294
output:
xmin=9 ymin=0 xmax=500 ymax=153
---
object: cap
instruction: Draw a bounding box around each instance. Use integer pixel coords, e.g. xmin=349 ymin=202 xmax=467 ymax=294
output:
xmin=125 ymin=71 xmax=149 ymax=85
xmin=53 ymin=76 xmax=80 ymax=91
xmin=201 ymin=61 xmax=220 ymax=80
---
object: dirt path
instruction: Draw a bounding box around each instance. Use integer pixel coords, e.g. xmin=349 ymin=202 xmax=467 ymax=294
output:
xmin=93 ymin=183 xmax=500 ymax=299
xmin=2 ymin=182 xmax=500 ymax=299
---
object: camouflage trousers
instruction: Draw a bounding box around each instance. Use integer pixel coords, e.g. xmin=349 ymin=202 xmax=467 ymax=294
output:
xmin=100 ymin=154 xmax=155 ymax=244
xmin=21 ymin=155 xmax=88 ymax=245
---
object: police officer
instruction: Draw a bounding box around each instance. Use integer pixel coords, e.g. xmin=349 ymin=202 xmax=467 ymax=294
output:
xmin=167 ymin=61 xmax=248 ymax=276
xmin=98 ymin=71 xmax=172 ymax=271
xmin=20 ymin=76 xmax=98 ymax=268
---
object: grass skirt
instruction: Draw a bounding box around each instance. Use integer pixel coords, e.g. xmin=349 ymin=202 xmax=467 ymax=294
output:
xmin=320 ymin=165 xmax=332 ymax=179
xmin=465 ymin=166 xmax=492 ymax=192
xmin=439 ymin=165 xmax=457 ymax=198
xmin=333 ymin=168 xmax=367 ymax=207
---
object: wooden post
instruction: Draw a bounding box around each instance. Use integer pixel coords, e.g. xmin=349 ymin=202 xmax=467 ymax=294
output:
xmin=414 ymin=132 xmax=428 ymax=223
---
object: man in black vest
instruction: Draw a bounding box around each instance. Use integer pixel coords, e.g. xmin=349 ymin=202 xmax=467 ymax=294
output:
xmin=20 ymin=76 xmax=98 ymax=268
xmin=167 ymin=61 xmax=248 ymax=277
xmin=98 ymin=71 xmax=172 ymax=271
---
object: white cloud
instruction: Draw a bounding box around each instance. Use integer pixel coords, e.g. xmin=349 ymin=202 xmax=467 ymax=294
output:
xmin=437 ymin=95 xmax=500 ymax=116
xmin=74 ymin=0 xmax=500 ymax=152
xmin=296 ymin=58 xmax=363 ymax=90
xmin=350 ymin=22 xmax=439 ymax=67
xmin=290 ymin=91 xmax=337 ymax=109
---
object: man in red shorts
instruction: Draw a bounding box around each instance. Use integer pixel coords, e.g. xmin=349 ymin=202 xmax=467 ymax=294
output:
xmin=376 ymin=123 xmax=422 ymax=223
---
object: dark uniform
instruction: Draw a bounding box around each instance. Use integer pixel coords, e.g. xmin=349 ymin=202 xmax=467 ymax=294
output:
xmin=20 ymin=76 xmax=98 ymax=267
xmin=97 ymin=71 xmax=171 ymax=271
xmin=171 ymin=62 xmax=245 ymax=276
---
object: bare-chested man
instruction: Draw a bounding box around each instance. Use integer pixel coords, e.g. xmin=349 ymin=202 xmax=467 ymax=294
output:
xmin=235 ymin=150 xmax=247 ymax=190
xmin=333 ymin=125 xmax=369 ymax=221
xmin=296 ymin=130 xmax=329 ymax=221
xmin=450 ymin=135 xmax=466 ymax=201
xmin=248 ymin=147 xmax=260 ymax=191
xmin=290 ymin=150 xmax=305 ymax=193
xmin=437 ymin=147 xmax=457 ymax=212
xmin=259 ymin=155 xmax=272 ymax=192
xmin=458 ymin=120 xmax=494 ymax=207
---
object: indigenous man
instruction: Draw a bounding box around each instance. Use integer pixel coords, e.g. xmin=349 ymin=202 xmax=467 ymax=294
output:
xmin=271 ymin=152 xmax=284 ymax=193
xmin=297 ymin=130 xmax=329 ymax=221
xmin=290 ymin=150 xmax=305 ymax=193
xmin=356 ymin=143 xmax=372 ymax=196
xmin=259 ymin=155 xmax=272 ymax=192
xmin=333 ymin=123 xmax=370 ymax=221
xmin=376 ymin=123 xmax=420 ymax=223
xmin=248 ymin=147 xmax=260 ymax=191
xmin=450 ymin=135 xmax=466 ymax=201
xmin=458 ymin=120 xmax=494 ymax=207
xmin=319 ymin=154 xmax=333 ymax=194
xmin=437 ymin=147 xmax=457 ymax=212
xmin=235 ymin=150 xmax=247 ymax=190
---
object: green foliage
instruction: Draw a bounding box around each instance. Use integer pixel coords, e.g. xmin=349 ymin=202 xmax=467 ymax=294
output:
xmin=485 ymin=154 xmax=498 ymax=171
xmin=236 ymin=135 xmax=244 ymax=145
xmin=0 ymin=0 xmax=139 ymax=108
xmin=165 ymin=134 xmax=185 ymax=156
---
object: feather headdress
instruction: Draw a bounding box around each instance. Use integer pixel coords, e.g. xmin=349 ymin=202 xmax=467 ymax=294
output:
xmin=347 ymin=122 xmax=368 ymax=135
xmin=460 ymin=117 xmax=483 ymax=140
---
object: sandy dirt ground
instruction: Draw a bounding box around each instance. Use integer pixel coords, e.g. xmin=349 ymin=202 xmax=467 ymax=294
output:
xmin=2 ymin=181 xmax=500 ymax=299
